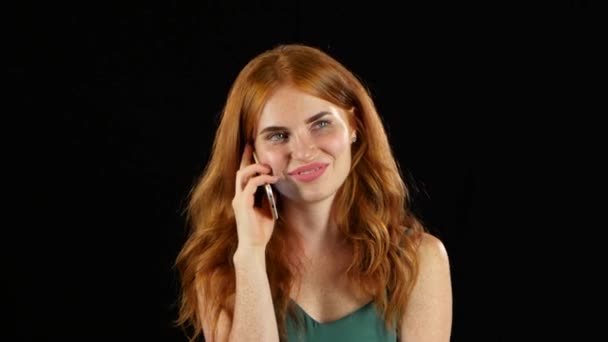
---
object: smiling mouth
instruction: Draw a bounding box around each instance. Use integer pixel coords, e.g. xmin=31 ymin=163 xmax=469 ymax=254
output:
xmin=296 ymin=166 xmax=323 ymax=175
xmin=288 ymin=162 xmax=329 ymax=175
xmin=288 ymin=163 xmax=329 ymax=182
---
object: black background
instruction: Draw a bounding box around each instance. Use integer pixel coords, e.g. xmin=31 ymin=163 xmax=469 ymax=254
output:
xmin=12 ymin=2 xmax=590 ymax=341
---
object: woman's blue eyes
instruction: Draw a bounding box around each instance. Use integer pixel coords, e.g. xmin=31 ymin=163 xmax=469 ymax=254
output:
xmin=314 ymin=120 xmax=330 ymax=129
xmin=266 ymin=120 xmax=331 ymax=142
xmin=269 ymin=132 xmax=287 ymax=141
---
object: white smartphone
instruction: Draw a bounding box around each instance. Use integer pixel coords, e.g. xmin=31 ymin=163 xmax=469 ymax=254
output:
xmin=252 ymin=152 xmax=279 ymax=220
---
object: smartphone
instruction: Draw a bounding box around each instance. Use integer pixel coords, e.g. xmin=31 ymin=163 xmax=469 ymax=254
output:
xmin=252 ymin=152 xmax=279 ymax=220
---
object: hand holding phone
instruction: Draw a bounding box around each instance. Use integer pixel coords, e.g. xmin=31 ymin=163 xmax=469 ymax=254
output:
xmin=252 ymin=152 xmax=279 ymax=220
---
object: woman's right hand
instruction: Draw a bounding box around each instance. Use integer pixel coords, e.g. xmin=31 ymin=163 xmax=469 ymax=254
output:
xmin=232 ymin=144 xmax=280 ymax=251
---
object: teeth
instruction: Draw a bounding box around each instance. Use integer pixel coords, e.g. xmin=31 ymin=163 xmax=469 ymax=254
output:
xmin=298 ymin=167 xmax=321 ymax=175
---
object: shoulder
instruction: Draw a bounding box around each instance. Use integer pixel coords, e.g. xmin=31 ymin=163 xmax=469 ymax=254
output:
xmin=401 ymin=228 xmax=450 ymax=268
xmin=416 ymin=232 xmax=450 ymax=265
xmin=400 ymin=232 xmax=453 ymax=341
xmin=411 ymin=232 xmax=452 ymax=308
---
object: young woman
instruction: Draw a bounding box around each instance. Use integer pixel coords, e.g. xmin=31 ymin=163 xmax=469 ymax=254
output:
xmin=175 ymin=43 xmax=452 ymax=342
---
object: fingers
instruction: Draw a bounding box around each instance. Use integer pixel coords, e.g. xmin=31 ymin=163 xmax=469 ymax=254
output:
xmin=237 ymin=144 xmax=276 ymax=191
xmin=239 ymin=144 xmax=253 ymax=170
xmin=237 ymin=144 xmax=254 ymax=191
xmin=233 ymin=174 xmax=279 ymax=208
xmin=235 ymin=163 xmax=273 ymax=191
xmin=243 ymin=174 xmax=279 ymax=197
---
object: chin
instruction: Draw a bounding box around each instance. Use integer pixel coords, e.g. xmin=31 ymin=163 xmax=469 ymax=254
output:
xmin=279 ymin=187 xmax=336 ymax=204
xmin=300 ymin=192 xmax=334 ymax=204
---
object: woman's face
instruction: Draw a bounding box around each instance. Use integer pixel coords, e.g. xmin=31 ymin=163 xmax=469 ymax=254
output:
xmin=254 ymin=86 xmax=355 ymax=204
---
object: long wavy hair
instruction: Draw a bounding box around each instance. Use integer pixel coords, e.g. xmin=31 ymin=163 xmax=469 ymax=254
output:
xmin=175 ymin=43 xmax=425 ymax=342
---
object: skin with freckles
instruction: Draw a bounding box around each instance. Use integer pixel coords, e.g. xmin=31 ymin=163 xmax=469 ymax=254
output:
xmin=254 ymin=86 xmax=355 ymax=206
xmin=176 ymin=44 xmax=452 ymax=342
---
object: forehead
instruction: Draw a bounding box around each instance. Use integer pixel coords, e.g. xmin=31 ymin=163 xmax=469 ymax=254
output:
xmin=257 ymin=86 xmax=346 ymax=127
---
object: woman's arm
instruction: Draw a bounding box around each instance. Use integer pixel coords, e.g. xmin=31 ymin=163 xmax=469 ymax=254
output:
xmin=228 ymin=248 xmax=280 ymax=342
xmin=198 ymin=248 xmax=279 ymax=342
xmin=205 ymin=144 xmax=280 ymax=342
xmin=400 ymin=233 xmax=453 ymax=342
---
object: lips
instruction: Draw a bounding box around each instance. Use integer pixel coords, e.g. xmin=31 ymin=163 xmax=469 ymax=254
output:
xmin=288 ymin=162 xmax=329 ymax=182
xmin=288 ymin=162 xmax=329 ymax=175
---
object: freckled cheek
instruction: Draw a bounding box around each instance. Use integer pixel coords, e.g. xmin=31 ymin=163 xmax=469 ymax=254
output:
xmin=319 ymin=134 xmax=350 ymax=157
xmin=265 ymin=152 xmax=289 ymax=177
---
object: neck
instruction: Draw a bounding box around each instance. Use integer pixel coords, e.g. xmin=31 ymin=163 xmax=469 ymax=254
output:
xmin=282 ymin=196 xmax=345 ymax=253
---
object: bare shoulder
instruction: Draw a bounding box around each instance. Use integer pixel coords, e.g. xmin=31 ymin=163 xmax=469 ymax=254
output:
xmin=400 ymin=231 xmax=452 ymax=341
xmin=416 ymin=232 xmax=450 ymax=265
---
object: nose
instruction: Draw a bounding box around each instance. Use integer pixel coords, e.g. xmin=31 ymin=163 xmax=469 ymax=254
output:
xmin=290 ymin=133 xmax=317 ymax=161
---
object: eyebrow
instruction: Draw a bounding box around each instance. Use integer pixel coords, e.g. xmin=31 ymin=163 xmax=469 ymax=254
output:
xmin=258 ymin=111 xmax=332 ymax=136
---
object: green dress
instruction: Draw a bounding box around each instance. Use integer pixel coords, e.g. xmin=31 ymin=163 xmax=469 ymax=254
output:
xmin=286 ymin=300 xmax=397 ymax=342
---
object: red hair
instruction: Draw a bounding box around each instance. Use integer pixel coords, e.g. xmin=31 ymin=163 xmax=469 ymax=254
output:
xmin=175 ymin=44 xmax=425 ymax=341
